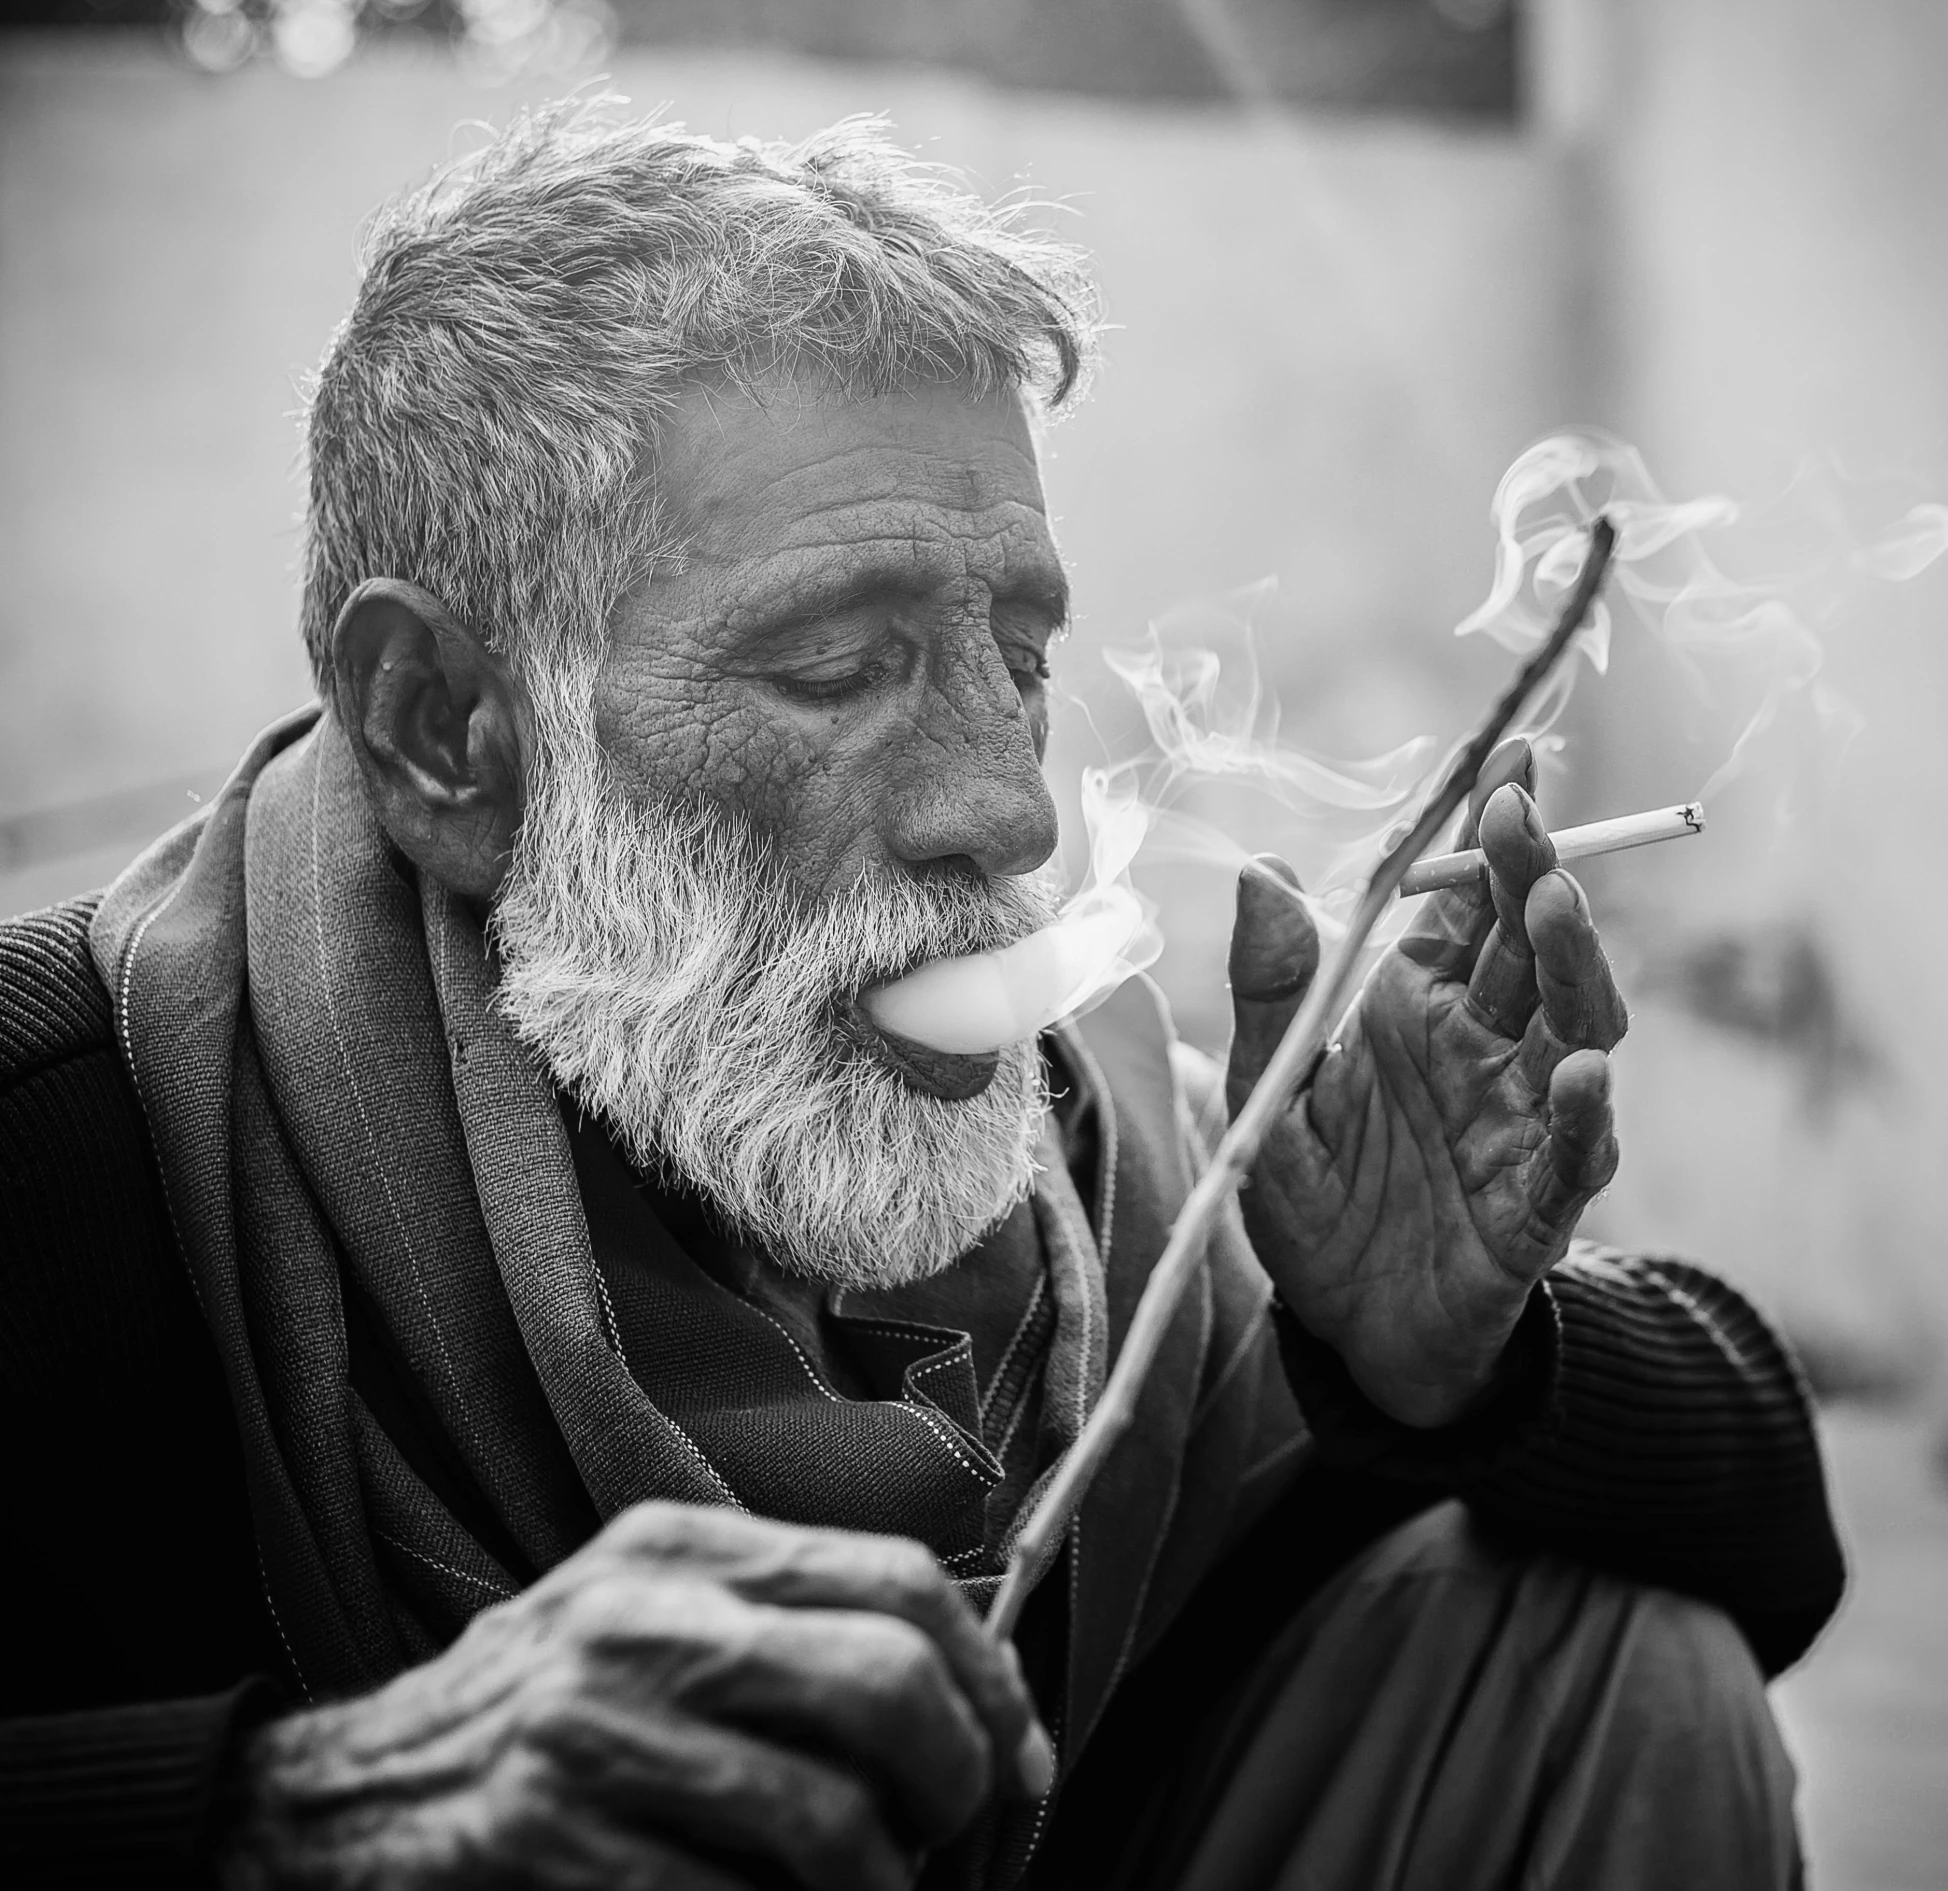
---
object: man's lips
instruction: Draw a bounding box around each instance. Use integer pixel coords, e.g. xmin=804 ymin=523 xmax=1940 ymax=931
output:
xmin=838 ymin=999 xmax=1001 ymax=1101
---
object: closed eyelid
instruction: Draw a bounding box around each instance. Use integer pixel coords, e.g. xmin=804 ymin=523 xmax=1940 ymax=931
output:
xmin=995 ymin=578 xmax=1069 ymax=631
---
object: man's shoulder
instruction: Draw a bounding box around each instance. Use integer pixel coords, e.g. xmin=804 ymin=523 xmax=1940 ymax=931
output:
xmin=0 ymin=892 xmax=117 ymax=1092
xmin=0 ymin=888 xmax=164 ymax=1267
xmin=0 ymin=899 xmax=276 ymax=1714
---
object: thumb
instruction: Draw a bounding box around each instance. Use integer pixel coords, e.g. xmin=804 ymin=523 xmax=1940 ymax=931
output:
xmin=1227 ymin=854 xmax=1319 ymax=1115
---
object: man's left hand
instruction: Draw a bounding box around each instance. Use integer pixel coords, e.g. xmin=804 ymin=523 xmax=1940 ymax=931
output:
xmin=1225 ymin=738 xmax=1626 ymax=1429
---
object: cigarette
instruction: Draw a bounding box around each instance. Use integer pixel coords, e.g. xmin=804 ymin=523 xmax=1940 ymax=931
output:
xmin=1399 ymin=802 xmax=1705 ymax=897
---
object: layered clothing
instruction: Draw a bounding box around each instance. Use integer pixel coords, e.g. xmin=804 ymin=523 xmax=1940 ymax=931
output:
xmin=88 ymin=707 xmax=1304 ymax=1774
xmin=2 ymin=707 xmax=1847 ymax=1889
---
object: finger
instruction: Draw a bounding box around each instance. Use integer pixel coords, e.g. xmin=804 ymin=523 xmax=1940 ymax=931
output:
xmin=530 ymin=1700 xmax=916 ymax=1891
xmin=1459 ymin=736 xmax=1538 ymax=853
xmin=492 ymin=1807 xmax=757 ymax=1891
xmin=1524 ymin=871 xmax=1628 ymax=1054
xmin=1464 ymin=784 xmax=1559 ymax=1039
xmin=1399 ymin=736 xmax=1535 ymax=975
xmin=611 ymin=1513 xmax=1049 ymax=1805
xmin=1226 ymin=854 xmax=1320 ymax=1115
xmin=1526 ymin=1050 xmax=1619 ymax=1245
xmin=758 ymin=1535 xmax=1048 ymax=1804
xmin=692 ymin=1608 xmax=994 ymax=1848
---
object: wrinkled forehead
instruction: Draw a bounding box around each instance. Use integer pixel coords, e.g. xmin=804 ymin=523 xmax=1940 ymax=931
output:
xmin=653 ymin=375 xmax=1060 ymax=596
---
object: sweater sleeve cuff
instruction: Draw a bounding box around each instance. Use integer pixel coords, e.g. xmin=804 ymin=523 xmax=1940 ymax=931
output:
xmin=1271 ymin=1283 xmax=1562 ymax=1484
xmin=0 ymin=1680 xmax=282 ymax=1888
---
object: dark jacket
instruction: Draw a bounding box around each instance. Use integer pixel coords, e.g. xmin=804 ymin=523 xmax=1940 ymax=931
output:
xmin=0 ymin=896 xmax=1847 ymax=1886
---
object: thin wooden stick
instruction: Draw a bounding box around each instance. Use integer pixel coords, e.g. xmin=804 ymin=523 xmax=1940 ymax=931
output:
xmin=986 ymin=517 xmax=1619 ymax=1643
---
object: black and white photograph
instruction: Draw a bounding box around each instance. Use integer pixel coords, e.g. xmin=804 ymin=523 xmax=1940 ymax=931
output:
xmin=2 ymin=3 xmax=1943 ymax=1886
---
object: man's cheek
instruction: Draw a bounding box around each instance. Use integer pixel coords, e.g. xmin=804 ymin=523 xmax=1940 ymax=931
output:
xmin=715 ymin=704 xmax=926 ymax=890
xmin=598 ymin=676 xmax=781 ymax=808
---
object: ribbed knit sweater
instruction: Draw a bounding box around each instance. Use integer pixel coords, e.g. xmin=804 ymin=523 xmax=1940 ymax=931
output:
xmin=0 ymin=896 xmax=1846 ymax=1887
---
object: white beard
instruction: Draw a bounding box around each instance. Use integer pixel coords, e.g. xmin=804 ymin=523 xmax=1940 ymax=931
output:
xmin=489 ymin=713 xmax=1058 ymax=1292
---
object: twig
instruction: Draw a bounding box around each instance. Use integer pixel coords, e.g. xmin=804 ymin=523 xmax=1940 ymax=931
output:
xmin=986 ymin=517 xmax=1619 ymax=1642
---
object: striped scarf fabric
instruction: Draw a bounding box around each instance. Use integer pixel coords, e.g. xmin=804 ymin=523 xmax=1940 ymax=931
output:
xmin=90 ymin=705 xmax=1305 ymax=1888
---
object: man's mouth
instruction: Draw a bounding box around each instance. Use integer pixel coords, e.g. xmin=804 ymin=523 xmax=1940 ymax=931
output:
xmin=838 ymin=998 xmax=1001 ymax=1100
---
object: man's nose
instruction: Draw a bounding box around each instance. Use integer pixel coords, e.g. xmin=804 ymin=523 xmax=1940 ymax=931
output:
xmin=885 ymin=640 xmax=1059 ymax=881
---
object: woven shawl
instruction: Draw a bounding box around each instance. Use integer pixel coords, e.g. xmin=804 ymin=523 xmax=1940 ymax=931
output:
xmin=90 ymin=706 xmax=1300 ymax=1824
xmin=87 ymin=710 xmax=1103 ymax=1691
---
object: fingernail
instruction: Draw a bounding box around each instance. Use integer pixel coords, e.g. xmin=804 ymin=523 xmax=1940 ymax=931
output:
xmin=1536 ymin=868 xmax=1587 ymax=918
xmin=1016 ymin=1721 xmax=1055 ymax=1799
xmin=1239 ymin=855 xmax=1305 ymax=913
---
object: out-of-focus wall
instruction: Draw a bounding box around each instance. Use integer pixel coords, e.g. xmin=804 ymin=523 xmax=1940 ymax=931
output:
xmin=1560 ymin=0 xmax=1948 ymax=1390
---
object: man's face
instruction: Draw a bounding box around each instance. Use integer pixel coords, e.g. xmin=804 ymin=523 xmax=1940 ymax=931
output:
xmin=489 ymin=378 xmax=1069 ymax=1288
xmin=595 ymin=376 xmax=1064 ymax=902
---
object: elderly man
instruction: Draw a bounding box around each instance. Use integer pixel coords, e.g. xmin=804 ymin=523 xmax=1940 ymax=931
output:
xmin=1 ymin=108 xmax=1840 ymax=1890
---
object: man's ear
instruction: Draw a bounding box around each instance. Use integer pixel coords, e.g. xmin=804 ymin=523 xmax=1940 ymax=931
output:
xmin=330 ymin=578 xmax=530 ymax=905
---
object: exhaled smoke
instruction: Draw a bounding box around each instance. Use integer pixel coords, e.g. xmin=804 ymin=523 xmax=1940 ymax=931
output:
xmin=492 ymin=709 xmax=1059 ymax=1290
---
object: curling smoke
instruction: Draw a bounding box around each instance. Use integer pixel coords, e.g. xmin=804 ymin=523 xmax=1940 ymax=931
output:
xmin=1060 ymin=430 xmax=1948 ymax=975
xmin=1451 ymin=432 xmax=1948 ymax=809
xmin=866 ymin=430 xmax=1947 ymax=1055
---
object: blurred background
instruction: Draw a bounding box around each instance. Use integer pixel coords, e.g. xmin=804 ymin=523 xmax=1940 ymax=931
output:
xmin=3 ymin=2 xmax=1946 ymax=1881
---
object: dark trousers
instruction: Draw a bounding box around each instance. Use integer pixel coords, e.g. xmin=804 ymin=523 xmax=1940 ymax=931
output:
xmin=1040 ymin=1500 xmax=1800 ymax=1891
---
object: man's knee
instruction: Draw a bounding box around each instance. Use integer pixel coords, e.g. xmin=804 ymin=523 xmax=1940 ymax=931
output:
xmin=1328 ymin=1504 xmax=1802 ymax=1884
xmin=1607 ymin=1577 xmax=1779 ymax=1748
xmin=1489 ymin=1529 xmax=1803 ymax=1888
xmin=1358 ymin=1504 xmax=1782 ymax=1754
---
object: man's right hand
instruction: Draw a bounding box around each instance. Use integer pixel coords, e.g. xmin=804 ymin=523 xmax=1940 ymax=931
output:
xmin=223 ymin=1504 xmax=1053 ymax=1891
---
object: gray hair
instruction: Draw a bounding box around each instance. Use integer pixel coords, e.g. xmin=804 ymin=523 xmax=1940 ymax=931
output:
xmin=299 ymin=101 xmax=1099 ymax=696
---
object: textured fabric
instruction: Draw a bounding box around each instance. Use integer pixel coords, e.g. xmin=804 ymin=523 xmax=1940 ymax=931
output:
xmin=2 ymin=828 xmax=1847 ymax=1889
xmin=0 ymin=898 xmax=112 ymax=1079
xmin=1069 ymin=1502 xmax=1801 ymax=1891
xmin=570 ymin=1109 xmax=1107 ymax=1588
xmin=0 ymin=907 xmax=276 ymax=1722
xmin=1275 ymin=1253 xmax=1843 ymax=1676
xmin=91 ymin=710 xmax=586 ymax=1696
xmin=84 ymin=709 xmax=1275 ymax=1746
xmin=0 ymin=1683 xmax=277 ymax=1888
xmin=84 ymin=711 xmax=1043 ymax=1694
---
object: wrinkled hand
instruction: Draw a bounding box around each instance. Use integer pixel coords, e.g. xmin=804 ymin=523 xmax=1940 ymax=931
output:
xmin=1227 ymin=738 xmax=1625 ymax=1429
xmin=224 ymin=1505 xmax=1052 ymax=1891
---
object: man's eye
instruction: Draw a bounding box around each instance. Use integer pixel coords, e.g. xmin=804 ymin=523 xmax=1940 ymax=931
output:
xmin=775 ymin=656 xmax=893 ymax=704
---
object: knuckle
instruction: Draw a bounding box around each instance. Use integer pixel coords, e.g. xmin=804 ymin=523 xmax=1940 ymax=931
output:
xmin=608 ymin=1500 xmax=688 ymax=1556
xmin=875 ymin=1536 xmax=950 ymax=1612
xmin=513 ymin=1660 xmax=604 ymax=1751
xmin=610 ymin=1499 xmax=767 ymax=1564
xmin=792 ymin=1768 xmax=886 ymax=1881
xmin=870 ymin=1618 xmax=951 ymax=1704
xmin=559 ymin=1570 xmax=646 ymax=1640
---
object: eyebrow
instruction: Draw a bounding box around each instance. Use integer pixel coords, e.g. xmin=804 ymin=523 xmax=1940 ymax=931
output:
xmin=732 ymin=558 xmax=1072 ymax=647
